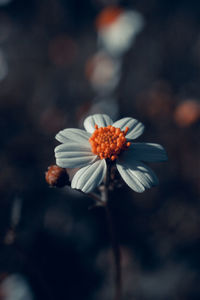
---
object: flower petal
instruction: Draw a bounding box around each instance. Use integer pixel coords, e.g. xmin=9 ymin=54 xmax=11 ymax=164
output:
xmin=112 ymin=117 xmax=144 ymax=139
xmin=71 ymin=159 xmax=107 ymax=193
xmin=116 ymin=160 xmax=158 ymax=193
xmin=84 ymin=114 xmax=113 ymax=133
xmin=121 ymin=143 xmax=168 ymax=162
xmin=55 ymin=142 xmax=97 ymax=168
xmin=55 ymin=128 xmax=91 ymax=144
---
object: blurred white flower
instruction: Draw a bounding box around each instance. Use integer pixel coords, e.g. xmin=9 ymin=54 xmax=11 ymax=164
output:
xmin=96 ymin=7 xmax=145 ymax=57
xmin=55 ymin=114 xmax=167 ymax=194
xmin=85 ymin=51 xmax=121 ymax=94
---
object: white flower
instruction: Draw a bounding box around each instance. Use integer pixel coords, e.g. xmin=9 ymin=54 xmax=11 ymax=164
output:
xmin=97 ymin=10 xmax=145 ymax=57
xmin=86 ymin=51 xmax=121 ymax=94
xmin=55 ymin=114 xmax=167 ymax=193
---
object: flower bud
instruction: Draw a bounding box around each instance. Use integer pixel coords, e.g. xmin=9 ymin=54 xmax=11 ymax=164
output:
xmin=45 ymin=165 xmax=69 ymax=188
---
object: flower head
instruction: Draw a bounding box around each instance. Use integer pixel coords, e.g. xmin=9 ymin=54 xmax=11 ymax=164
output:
xmin=89 ymin=124 xmax=131 ymax=160
xmin=55 ymin=114 xmax=167 ymax=193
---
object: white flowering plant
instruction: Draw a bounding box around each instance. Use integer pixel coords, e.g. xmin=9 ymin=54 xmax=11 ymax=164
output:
xmin=55 ymin=113 xmax=167 ymax=195
xmin=46 ymin=113 xmax=167 ymax=300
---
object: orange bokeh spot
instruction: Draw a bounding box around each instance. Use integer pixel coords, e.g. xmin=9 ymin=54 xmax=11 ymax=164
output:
xmin=174 ymin=100 xmax=200 ymax=127
xmin=95 ymin=6 xmax=123 ymax=29
xmin=89 ymin=124 xmax=131 ymax=161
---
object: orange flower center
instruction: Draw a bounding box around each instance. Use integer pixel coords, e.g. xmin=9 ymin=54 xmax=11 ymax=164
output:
xmin=89 ymin=124 xmax=131 ymax=161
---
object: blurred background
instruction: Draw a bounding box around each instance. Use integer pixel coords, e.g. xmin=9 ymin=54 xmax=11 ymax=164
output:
xmin=0 ymin=0 xmax=200 ymax=299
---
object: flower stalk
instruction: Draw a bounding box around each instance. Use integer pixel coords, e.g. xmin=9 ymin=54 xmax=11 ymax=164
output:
xmin=105 ymin=201 xmax=122 ymax=300
xmin=89 ymin=166 xmax=122 ymax=300
xmin=99 ymin=166 xmax=122 ymax=300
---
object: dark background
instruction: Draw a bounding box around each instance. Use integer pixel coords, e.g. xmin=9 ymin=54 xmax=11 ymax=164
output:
xmin=0 ymin=0 xmax=200 ymax=299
